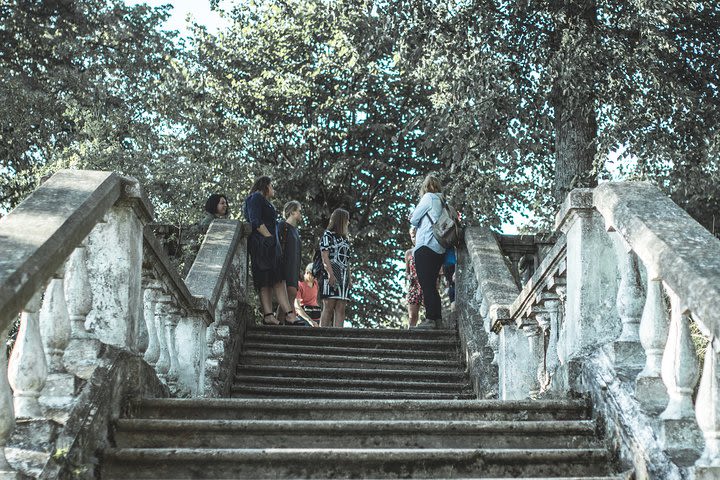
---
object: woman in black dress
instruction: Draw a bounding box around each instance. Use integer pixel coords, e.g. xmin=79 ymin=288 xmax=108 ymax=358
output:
xmin=244 ymin=176 xmax=301 ymax=325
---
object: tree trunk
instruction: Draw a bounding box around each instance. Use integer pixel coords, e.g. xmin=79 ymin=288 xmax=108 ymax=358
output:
xmin=550 ymin=0 xmax=599 ymax=204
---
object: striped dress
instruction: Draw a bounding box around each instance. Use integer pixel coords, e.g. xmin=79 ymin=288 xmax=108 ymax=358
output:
xmin=320 ymin=230 xmax=351 ymax=301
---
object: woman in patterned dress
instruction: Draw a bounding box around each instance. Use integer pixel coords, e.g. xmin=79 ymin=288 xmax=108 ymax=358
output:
xmin=405 ymin=227 xmax=423 ymax=328
xmin=319 ymin=209 xmax=352 ymax=327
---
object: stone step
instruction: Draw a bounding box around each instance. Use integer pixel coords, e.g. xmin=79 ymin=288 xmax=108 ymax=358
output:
xmin=240 ymin=350 xmax=464 ymax=370
xmin=101 ymin=447 xmax=611 ymax=479
xmin=114 ymin=419 xmax=599 ymax=449
xmin=233 ymin=375 xmax=472 ymax=393
xmin=248 ymin=325 xmax=458 ymax=340
xmin=130 ymin=398 xmax=592 ymax=421
xmin=235 ymin=365 xmax=467 ymax=382
xmin=230 ymin=384 xmax=476 ymax=399
xmin=243 ymin=342 xmax=460 ymax=360
xmin=244 ymin=332 xmax=459 ymax=350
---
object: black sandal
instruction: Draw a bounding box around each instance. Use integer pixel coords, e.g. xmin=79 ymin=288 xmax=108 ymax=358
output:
xmin=262 ymin=312 xmax=279 ymax=325
xmin=284 ymin=313 xmax=311 ymax=327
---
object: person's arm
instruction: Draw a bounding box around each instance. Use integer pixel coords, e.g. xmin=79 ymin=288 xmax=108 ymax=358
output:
xmin=247 ymin=194 xmax=272 ymax=237
xmin=294 ymin=297 xmax=311 ymax=322
xmin=410 ymin=193 xmax=433 ymax=227
xmin=321 ymin=249 xmax=336 ymax=286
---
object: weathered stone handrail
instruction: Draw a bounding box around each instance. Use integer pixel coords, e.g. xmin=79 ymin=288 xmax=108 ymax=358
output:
xmin=463 ymin=181 xmax=720 ymax=479
xmin=456 ymin=227 xmax=519 ymax=398
xmin=0 ymin=170 xmax=250 ymax=479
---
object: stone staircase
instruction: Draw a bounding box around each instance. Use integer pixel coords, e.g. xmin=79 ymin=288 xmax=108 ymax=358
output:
xmin=102 ymin=326 xmax=624 ymax=479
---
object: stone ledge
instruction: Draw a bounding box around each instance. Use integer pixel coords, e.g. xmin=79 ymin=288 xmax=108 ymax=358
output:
xmin=185 ymin=220 xmax=245 ymax=315
xmin=593 ymin=181 xmax=720 ymax=342
xmin=464 ymin=227 xmax=518 ymax=326
xmin=0 ymin=170 xmax=123 ymax=330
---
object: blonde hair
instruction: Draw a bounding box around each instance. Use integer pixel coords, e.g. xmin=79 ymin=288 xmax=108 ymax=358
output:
xmin=283 ymin=200 xmax=301 ymax=219
xmin=327 ymin=208 xmax=350 ymax=237
xmin=420 ymin=174 xmax=442 ymax=197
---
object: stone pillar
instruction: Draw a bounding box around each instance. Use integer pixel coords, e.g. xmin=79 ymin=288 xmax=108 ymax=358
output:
xmin=635 ymin=276 xmax=670 ymax=414
xmin=64 ymin=241 xmax=101 ymax=380
xmin=498 ymin=323 xmax=534 ymax=400
xmin=154 ymin=294 xmax=172 ymax=380
xmin=8 ymin=291 xmax=46 ymax=418
xmin=136 ymin=275 xmax=151 ymax=356
xmin=536 ymin=304 xmax=560 ymax=395
xmin=695 ymin=340 xmax=720 ymax=479
xmin=556 ymin=189 xmax=621 ymax=361
xmin=142 ymin=280 xmax=161 ymax=365
xmin=85 ymin=205 xmax=143 ymax=350
xmin=523 ymin=323 xmax=544 ymax=398
xmin=0 ymin=324 xmax=17 ymax=478
xmin=176 ymin=313 xmax=208 ymax=397
xmin=165 ymin=302 xmax=181 ymax=385
xmin=660 ymin=287 xmax=702 ymax=465
xmin=610 ymin=232 xmax=645 ymax=367
xmin=39 ymin=266 xmax=70 ymax=372
xmin=38 ymin=265 xmax=75 ymax=424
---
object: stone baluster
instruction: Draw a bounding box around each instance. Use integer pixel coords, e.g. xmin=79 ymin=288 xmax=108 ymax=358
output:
xmin=165 ymin=301 xmax=181 ymax=384
xmin=523 ymin=322 xmax=544 ymax=398
xmin=536 ymin=299 xmax=561 ymax=395
xmin=8 ymin=291 xmax=47 ymax=418
xmin=660 ymin=286 xmax=702 ymax=463
xmin=695 ymin=339 xmax=720 ymax=479
xmin=142 ymin=280 xmax=161 ymax=365
xmin=154 ymin=294 xmax=172 ymax=379
xmin=65 ymin=241 xmax=93 ymax=339
xmin=136 ymin=276 xmax=151 ymax=356
xmin=611 ymin=233 xmax=645 ymax=367
xmin=38 ymin=263 xmax=77 ymax=424
xmin=39 ymin=265 xmax=70 ymax=373
xmin=64 ymin=240 xmax=101 ymax=380
xmin=0 ymin=324 xmax=16 ymax=476
xmin=635 ymin=275 xmax=670 ymax=413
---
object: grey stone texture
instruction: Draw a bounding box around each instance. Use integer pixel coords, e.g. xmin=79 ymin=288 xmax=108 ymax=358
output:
xmin=457 ymin=227 xmax=519 ymax=398
xmin=556 ymin=188 xmax=622 ymax=362
xmin=578 ymin=346 xmax=689 ymax=480
xmin=593 ymin=181 xmax=720 ymax=344
xmin=0 ymin=170 xmax=124 ymax=340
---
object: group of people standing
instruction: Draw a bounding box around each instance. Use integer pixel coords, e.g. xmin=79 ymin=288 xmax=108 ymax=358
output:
xmin=201 ymin=176 xmax=352 ymax=328
xmin=201 ymin=173 xmax=454 ymax=330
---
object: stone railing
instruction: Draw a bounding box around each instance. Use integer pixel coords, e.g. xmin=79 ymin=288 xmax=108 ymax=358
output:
xmin=0 ymin=170 xmax=251 ymax=479
xmin=461 ymin=181 xmax=720 ymax=479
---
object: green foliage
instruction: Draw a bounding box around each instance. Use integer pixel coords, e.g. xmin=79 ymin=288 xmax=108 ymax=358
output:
xmin=168 ymin=0 xmax=448 ymax=325
xmin=2 ymin=0 xmax=719 ymax=325
xmin=0 ymin=0 xmax=179 ymax=212
xmin=385 ymin=0 xmax=720 ymax=231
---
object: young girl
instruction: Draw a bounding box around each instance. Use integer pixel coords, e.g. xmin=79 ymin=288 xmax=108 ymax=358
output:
xmin=405 ymin=227 xmax=423 ymax=328
xmin=295 ymin=263 xmax=321 ymax=327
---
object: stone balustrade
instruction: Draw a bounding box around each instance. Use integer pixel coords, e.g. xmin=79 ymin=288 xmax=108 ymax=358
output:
xmin=0 ymin=170 xmax=250 ymax=479
xmin=459 ymin=181 xmax=720 ymax=479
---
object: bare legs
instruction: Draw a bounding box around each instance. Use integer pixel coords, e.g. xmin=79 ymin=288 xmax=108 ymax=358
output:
xmin=261 ymin=281 xmax=296 ymax=324
xmin=408 ymin=303 xmax=420 ymax=328
xmin=276 ymin=284 xmax=298 ymax=321
xmin=320 ymin=298 xmax=347 ymax=327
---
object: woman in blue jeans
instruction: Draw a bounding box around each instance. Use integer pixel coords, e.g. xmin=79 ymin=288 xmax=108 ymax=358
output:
xmin=409 ymin=174 xmax=447 ymax=329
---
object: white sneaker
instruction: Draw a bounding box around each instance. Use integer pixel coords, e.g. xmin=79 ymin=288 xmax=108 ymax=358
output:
xmin=415 ymin=318 xmax=437 ymax=329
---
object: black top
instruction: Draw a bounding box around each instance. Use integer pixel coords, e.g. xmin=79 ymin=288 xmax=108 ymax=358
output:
xmin=278 ymin=220 xmax=301 ymax=284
